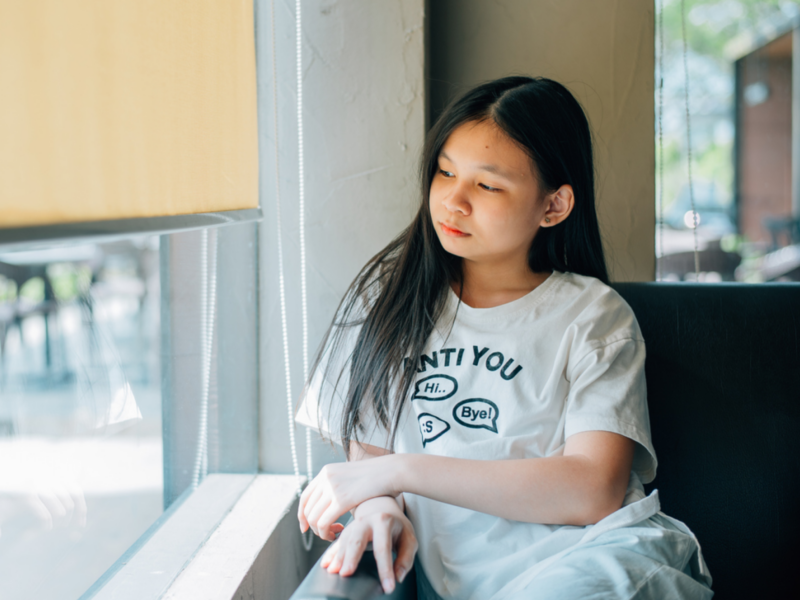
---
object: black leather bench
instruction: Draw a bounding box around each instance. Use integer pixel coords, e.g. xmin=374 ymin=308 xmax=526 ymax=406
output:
xmin=290 ymin=283 xmax=800 ymax=599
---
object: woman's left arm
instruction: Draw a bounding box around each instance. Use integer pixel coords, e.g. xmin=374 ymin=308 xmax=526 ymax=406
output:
xmin=301 ymin=430 xmax=634 ymax=541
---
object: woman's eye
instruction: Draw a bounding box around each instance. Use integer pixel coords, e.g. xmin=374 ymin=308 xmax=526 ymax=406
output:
xmin=439 ymin=169 xmax=454 ymax=178
xmin=479 ymin=183 xmax=501 ymax=192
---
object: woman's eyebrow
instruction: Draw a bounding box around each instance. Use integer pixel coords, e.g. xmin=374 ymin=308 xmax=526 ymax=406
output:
xmin=439 ymin=151 xmax=514 ymax=180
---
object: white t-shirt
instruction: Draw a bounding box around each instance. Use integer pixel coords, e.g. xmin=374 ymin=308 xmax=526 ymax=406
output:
xmin=296 ymin=271 xmax=658 ymax=600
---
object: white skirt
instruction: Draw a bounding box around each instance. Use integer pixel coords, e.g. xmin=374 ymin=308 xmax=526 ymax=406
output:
xmin=416 ymin=490 xmax=713 ymax=600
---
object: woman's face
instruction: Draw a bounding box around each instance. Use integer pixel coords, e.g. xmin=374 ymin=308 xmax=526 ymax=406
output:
xmin=429 ymin=119 xmax=548 ymax=273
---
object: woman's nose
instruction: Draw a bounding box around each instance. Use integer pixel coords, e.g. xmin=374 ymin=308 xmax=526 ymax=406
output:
xmin=443 ymin=184 xmax=471 ymax=216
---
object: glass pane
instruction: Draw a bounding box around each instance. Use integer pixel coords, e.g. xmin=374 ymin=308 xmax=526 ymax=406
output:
xmin=655 ymin=0 xmax=800 ymax=282
xmin=0 ymin=238 xmax=162 ymax=600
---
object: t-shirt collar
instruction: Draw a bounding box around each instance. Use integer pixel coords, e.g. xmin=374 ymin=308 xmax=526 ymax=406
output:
xmin=444 ymin=270 xmax=563 ymax=324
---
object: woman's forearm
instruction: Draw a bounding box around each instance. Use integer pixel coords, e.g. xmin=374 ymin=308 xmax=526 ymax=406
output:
xmin=393 ymin=451 xmax=627 ymax=526
xmin=300 ymin=432 xmax=630 ymax=538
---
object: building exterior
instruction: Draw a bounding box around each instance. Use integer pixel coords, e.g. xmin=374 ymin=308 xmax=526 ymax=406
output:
xmin=735 ymin=28 xmax=799 ymax=247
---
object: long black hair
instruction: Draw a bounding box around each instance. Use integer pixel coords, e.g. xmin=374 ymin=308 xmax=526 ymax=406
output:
xmin=305 ymin=76 xmax=608 ymax=457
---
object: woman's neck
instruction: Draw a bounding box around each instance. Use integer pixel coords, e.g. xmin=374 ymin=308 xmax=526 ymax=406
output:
xmin=453 ymin=260 xmax=552 ymax=309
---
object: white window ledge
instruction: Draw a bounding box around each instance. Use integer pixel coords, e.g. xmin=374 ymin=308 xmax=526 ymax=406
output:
xmin=83 ymin=474 xmax=316 ymax=600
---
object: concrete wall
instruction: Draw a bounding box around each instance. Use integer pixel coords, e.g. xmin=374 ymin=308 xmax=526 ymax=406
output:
xmin=256 ymin=0 xmax=426 ymax=473
xmin=257 ymin=0 xmax=656 ymax=474
xmin=429 ymin=0 xmax=656 ymax=281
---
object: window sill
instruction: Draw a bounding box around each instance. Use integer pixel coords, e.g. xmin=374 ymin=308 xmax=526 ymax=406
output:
xmin=83 ymin=473 xmax=315 ymax=600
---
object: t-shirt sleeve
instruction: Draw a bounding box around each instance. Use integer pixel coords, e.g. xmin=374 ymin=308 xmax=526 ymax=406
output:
xmin=294 ymin=305 xmax=390 ymax=450
xmin=564 ymin=334 xmax=657 ymax=484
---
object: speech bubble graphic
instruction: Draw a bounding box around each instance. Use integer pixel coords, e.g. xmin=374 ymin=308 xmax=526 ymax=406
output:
xmin=453 ymin=399 xmax=499 ymax=433
xmin=412 ymin=374 xmax=458 ymax=401
xmin=418 ymin=413 xmax=450 ymax=447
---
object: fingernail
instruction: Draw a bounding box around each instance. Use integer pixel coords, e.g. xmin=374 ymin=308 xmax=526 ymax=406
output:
xmin=397 ymin=568 xmax=406 ymax=583
xmin=383 ymin=579 xmax=395 ymax=593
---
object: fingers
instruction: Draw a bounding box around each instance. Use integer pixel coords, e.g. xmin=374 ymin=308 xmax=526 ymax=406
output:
xmin=305 ymin=493 xmax=331 ymax=537
xmin=393 ymin=524 xmax=418 ymax=585
xmin=297 ymin=480 xmax=317 ymax=531
xmin=323 ymin=513 xmax=411 ymax=596
xmin=319 ymin=525 xmax=346 ymax=572
xmin=300 ymin=484 xmax=325 ymax=533
xmin=325 ymin=540 xmax=347 ymax=574
xmin=338 ymin=522 xmax=370 ymax=576
xmin=371 ymin=515 xmax=396 ymax=594
xmin=316 ymin=502 xmax=347 ymax=541
xmin=320 ymin=539 xmax=339 ymax=569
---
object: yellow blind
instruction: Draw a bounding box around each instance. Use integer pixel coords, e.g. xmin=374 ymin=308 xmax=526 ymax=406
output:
xmin=0 ymin=0 xmax=258 ymax=228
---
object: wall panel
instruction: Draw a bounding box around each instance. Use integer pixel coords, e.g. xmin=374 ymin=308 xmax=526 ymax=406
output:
xmin=429 ymin=0 xmax=656 ymax=281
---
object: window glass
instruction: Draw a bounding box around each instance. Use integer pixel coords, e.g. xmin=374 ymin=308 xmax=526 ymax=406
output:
xmin=0 ymin=237 xmax=162 ymax=600
xmin=656 ymin=0 xmax=800 ymax=282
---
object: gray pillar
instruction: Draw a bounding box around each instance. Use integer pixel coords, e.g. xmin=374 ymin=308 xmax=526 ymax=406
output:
xmin=255 ymin=0 xmax=426 ymax=474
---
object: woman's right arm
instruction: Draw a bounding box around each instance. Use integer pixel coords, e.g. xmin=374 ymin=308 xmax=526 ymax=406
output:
xmin=317 ymin=441 xmax=417 ymax=595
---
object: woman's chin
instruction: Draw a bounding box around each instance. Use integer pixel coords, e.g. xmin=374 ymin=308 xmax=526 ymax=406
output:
xmin=438 ymin=237 xmax=470 ymax=259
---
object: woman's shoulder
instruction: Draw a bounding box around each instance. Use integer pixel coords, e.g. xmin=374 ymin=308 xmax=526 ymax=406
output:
xmin=551 ymin=271 xmax=631 ymax=309
xmin=550 ymin=271 xmax=643 ymax=345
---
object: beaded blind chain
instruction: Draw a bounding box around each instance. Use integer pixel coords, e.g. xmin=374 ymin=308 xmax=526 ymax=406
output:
xmin=657 ymin=0 xmax=665 ymax=281
xmin=271 ymin=0 xmax=314 ymax=551
xmin=681 ymin=0 xmax=701 ymax=277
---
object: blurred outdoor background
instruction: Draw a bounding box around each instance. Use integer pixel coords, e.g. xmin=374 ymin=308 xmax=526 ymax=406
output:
xmin=657 ymin=0 xmax=800 ymax=282
xmin=0 ymin=239 xmax=162 ymax=600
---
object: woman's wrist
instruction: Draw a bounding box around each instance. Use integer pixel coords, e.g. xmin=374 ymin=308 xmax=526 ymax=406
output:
xmin=352 ymin=495 xmax=404 ymax=520
xmin=383 ymin=453 xmax=415 ymax=497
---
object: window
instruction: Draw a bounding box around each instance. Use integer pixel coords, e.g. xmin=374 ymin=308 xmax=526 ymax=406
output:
xmin=0 ymin=238 xmax=163 ymax=599
xmin=656 ymin=0 xmax=800 ymax=282
xmin=0 ymin=221 xmax=261 ymax=600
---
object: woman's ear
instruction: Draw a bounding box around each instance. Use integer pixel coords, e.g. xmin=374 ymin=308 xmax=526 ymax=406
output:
xmin=541 ymin=184 xmax=574 ymax=227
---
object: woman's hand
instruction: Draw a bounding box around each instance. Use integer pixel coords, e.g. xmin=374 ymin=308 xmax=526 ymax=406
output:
xmin=298 ymin=454 xmax=401 ymax=541
xmin=321 ymin=496 xmax=417 ymax=595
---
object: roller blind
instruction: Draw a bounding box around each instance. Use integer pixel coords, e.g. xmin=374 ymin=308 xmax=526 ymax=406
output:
xmin=0 ymin=0 xmax=258 ymax=229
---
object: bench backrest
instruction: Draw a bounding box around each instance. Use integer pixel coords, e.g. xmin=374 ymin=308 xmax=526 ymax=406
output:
xmin=613 ymin=283 xmax=800 ymax=598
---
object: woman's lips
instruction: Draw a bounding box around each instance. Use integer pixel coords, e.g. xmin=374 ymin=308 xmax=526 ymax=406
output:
xmin=440 ymin=222 xmax=469 ymax=237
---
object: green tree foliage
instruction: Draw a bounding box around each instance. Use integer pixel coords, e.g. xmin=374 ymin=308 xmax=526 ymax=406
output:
xmin=657 ymin=0 xmax=799 ymax=218
xmin=663 ymin=0 xmax=793 ymax=63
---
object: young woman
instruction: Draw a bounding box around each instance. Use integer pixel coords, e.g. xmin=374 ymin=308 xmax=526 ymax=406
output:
xmin=295 ymin=77 xmax=713 ymax=599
